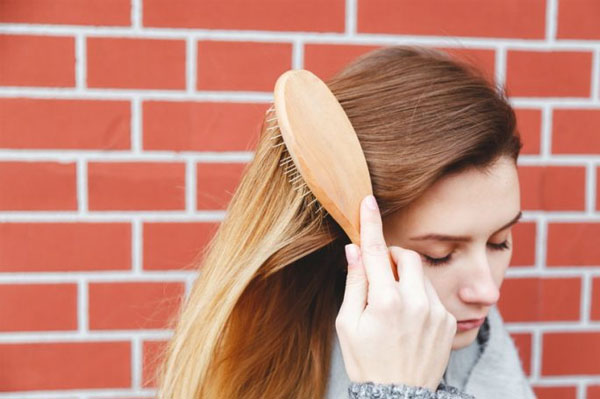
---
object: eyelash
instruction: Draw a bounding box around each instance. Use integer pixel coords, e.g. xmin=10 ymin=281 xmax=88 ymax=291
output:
xmin=422 ymin=240 xmax=511 ymax=267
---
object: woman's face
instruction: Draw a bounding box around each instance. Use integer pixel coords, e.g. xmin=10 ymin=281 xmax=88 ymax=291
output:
xmin=382 ymin=156 xmax=521 ymax=350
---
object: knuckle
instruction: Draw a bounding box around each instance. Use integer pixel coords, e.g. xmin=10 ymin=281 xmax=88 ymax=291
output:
xmin=404 ymin=295 xmax=430 ymax=316
xmin=373 ymin=290 xmax=402 ymax=312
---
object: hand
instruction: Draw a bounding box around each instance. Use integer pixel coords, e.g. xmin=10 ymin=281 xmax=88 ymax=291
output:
xmin=335 ymin=194 xmax=457 ymax=391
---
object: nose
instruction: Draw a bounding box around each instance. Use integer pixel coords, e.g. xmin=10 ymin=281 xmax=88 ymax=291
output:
xmin=459 ymin=252 xmax=500 ymax=307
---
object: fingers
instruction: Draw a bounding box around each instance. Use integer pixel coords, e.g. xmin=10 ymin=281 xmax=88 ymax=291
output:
xmin=359 ymin=195 xmax=395 ymax=289
xmin=337 ymin=244 xmax=368 ymax=327
xmin=389 ymin=246 xmax=427 ymax=302
xmin=423 ymin=275 xmax=444 ymax=310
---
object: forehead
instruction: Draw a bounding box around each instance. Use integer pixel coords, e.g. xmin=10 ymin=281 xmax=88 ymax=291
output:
xmin=385 ymin=157 xmax=520 ymax=237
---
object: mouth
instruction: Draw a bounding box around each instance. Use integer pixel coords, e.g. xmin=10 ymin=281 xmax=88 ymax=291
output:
xmin=456 ymin=317 xmax=485 ymax=332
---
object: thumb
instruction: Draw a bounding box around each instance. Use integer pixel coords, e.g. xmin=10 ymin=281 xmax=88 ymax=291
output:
xmin=338 ymin=244 xmax=367 ymax=325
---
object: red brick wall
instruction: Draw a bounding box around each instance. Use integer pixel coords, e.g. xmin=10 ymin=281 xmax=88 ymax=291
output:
xmin=1 ymin=0 xmax=599 ymax=398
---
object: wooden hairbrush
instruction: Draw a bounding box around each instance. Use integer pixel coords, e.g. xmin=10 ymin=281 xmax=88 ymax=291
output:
xmin=265 ymin=69 xmax=398 ymax=281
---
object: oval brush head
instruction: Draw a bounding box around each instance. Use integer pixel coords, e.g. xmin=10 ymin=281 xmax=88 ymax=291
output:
xmin=269 ymin=69 xmax=372 ymax=247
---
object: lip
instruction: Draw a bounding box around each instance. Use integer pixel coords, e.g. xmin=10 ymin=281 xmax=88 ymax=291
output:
xmin=456 ymin=317 xmax=485 ymax=332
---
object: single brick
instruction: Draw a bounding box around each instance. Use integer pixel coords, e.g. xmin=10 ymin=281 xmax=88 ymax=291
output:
xmin=143 ymin=0 xmax=345 ymax=32
xmin=514 ymin=108 xmax=542 ymax=155
xmin=542 ymin=332 xmax=600 ymax=375
xmin=143 ymin=222 xmax=219 ymax=271
xmin=197 ymin=41 xmax=292 ymax=91
xmin=553 ymin=109 xmax=600 ymax=154
xmin=0 ymin=284 xmax=77 ymax=332
xmin=509 ymin=332 xmax=532 ymax=376
xmin=304 ymin=44 xmax=382 ymax=81
xmin=506 ymin=50 xmax=592 ymax=97
xmin=142 ymin=340 xmax=168 ymax=388
xmin=588 ymin=385 xmax=600 ymax=399
xmin=196 ymin=162 xmax=247 ymax=210
xmin=532 ymin=386 xmax=577 ymax=399
xmin=88 ymin=162 xmax=186 ymax=211
xmin=0 ymin=34 xmax=74 ymax=87
xmin=0 ymin=0 xmax=130 ymax=26
xmin=304 ymin=44 xmax=496 ymax=87
xmin=498 ymin=277 xmax=581 ymax=322
xmin=557 ymin=0 xmax=600 ymax=39
xmin=0 ymin=222 xmax=131 ymax=272
xmin=0 ymin=161 xmax=77 ymax=210
xmin=0 ymin=98 xmax=130 ymax=150
xmin=0 ymin=341 xmax=130 ymax=391
xmin=357 ymin=0 xmax=545 ymax=39
xmin=547 ymin=223 xmax=600 ymax=266
xmin=510 ymin=221 xmax=536 ymax=267
xmin=143 ymin=101 xmax=265 ymax=151
xmin=88 ymin=282 xmax=185 ymax=330
xmin=517 ymin=166 xmax=586 ymax=211
xmin=87 ymin=37 xmax=186 ymax=89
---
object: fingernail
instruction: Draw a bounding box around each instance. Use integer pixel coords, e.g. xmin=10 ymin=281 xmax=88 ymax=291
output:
xmin=345 ymin=244 xmax=359 ymax=264
xmin=365 ymin=195 xmax=378 ymax=211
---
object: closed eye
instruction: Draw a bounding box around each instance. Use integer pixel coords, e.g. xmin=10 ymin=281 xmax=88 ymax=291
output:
xmin=422 ymin=240 xmax=511 ymax=267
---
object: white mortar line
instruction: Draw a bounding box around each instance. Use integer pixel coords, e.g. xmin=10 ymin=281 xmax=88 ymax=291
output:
xmin=2 ymin=23 xmax=600 ymax=49
xmin=186 ymin=37 xmax=197 ymax=93
xmin=345 ymin=0 xmax=357 ymax=36
xmin=546 ymin=0 xmax=558 ymax=43
xmin=185 ymin=159 xmax=197 ymax=214
xmin=75 ymin=33 xmax=86 ymax=90
xmin=131 ymin=0 xmax=142 ymax=31
xmin=132 ymin=218 xmax=142 ymax=274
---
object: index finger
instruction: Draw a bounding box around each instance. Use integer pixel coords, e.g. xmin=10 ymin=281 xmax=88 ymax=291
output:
xmin=359 ymin=195 xmax=396 ymax=288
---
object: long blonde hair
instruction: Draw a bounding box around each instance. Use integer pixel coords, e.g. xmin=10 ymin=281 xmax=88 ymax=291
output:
xmin=154 ymin=45 xmax=522 ymax=399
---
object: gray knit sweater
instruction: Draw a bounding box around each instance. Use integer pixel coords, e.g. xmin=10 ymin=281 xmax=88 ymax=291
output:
xmin=325 ymin=304 xmax=536 ymax=399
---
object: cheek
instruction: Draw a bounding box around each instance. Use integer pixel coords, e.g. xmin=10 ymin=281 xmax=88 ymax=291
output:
xmin=424 ymin=270 xmax=455 ymax=306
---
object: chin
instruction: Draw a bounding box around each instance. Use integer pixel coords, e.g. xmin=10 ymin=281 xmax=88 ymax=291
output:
xmin=451 ymin=326 xmax=480 ymax=350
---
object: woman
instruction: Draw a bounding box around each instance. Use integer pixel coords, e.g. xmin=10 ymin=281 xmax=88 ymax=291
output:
xmin=155 ymin=45 xmax=535 ymax=399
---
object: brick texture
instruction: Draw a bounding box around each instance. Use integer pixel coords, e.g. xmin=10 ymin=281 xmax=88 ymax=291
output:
xmin=0 ymin=34 xmax=74 ymax=87
xmin=0 ymin=98 xmax=130 ymax=150
xmin=557 ymin=0 xmax=600 ymax=39
xmin=196 ymin=41 xmax=292 ymax=91
xmin=506 ymin=50 xmax=592 ymax=97
xmin=87 ymin=38 xmax=186 ymax=90
xmin=553 ymin=109 xmax=600 ymax=154
xmin=88 ymin=162 xmax=186 ymax=211
xmin=0 ymin=161 xmax=77 ymax=210
xmin=518 ymin=166 xmax=586 ymax=211
xmin=143 ymin=0 xmax=345 ymax=32
xmin=498 ymin=277 xmax=581 ymax=322
xmin=0 ymin=0 xmax=131 ymax=26
xmin=542 ymin=332 xmax=600 ymax=375
xmin=143 ymin=222 xmax=219 ymax=270
xmin=0 ymin=342 xmax=130 ymax=391
xmin=0 ymin=223 xmax=131 ymax=272
xmin=547 ymin=223 xmax=600 ymax=266
xmin=357 ymin=0 xmax=546 ymax=38
xmin=196 ymin=162 xmax=247 ymax=210
xmin=143 ymin=101 xmax=265 ymax=151
xmin=0 ymin=284 xmax=78 ymax=332
xmin=88 ymin=282 xmax=185 ymax=330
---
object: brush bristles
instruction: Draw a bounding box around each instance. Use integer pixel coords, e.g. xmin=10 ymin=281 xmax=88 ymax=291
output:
xmin=264 ymin=103 xmax=326 ymax=216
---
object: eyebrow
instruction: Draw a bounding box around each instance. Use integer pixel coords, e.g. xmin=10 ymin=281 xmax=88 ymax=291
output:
xmin=408 ymin=211 xmax=523 ymax=243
